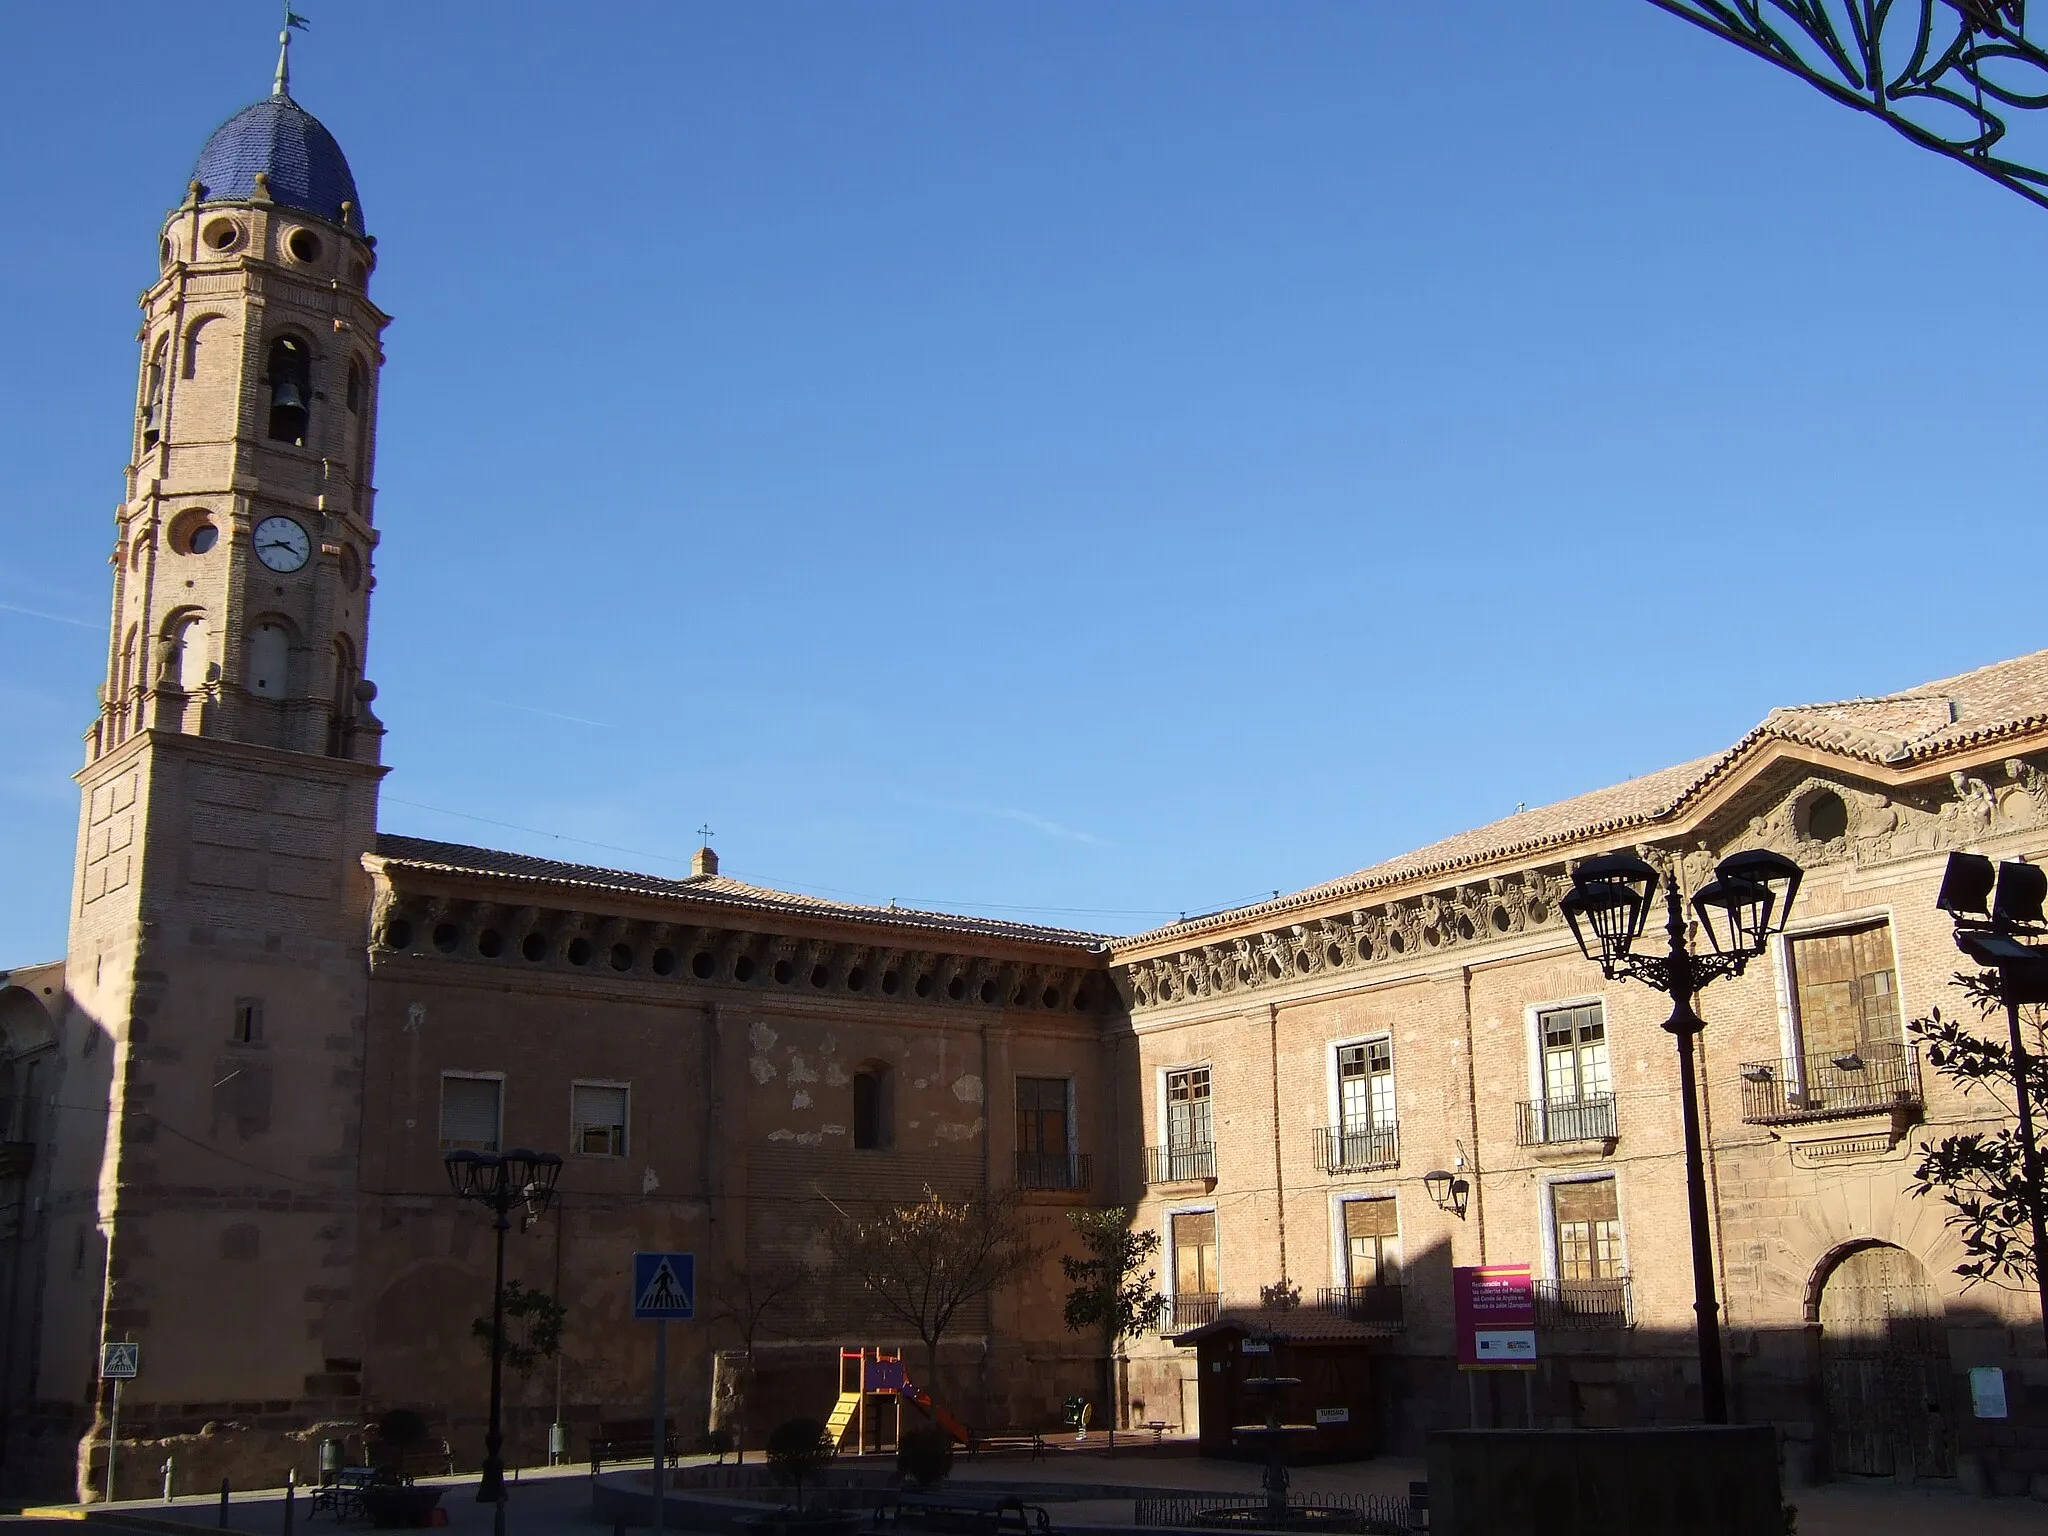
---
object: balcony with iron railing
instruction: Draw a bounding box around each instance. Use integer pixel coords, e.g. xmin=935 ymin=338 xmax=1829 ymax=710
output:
xmin=1156 ymin=1292 xmax=1221 ymax=1333
xmin=1737 ymin=1046 xmax=1922 ymax=1125
xmin=1315 ymin=1283 xmax=1405 ymax=1327
xmin=1015 ymin=1150 xmax=1092 ymax=1192
xmin=1313 ymin=1122 xmax=1399 ymax=1173
xmin=1514 ymin=1093 xmax=1618 ymax=1147
xmin=1146 ymin=1142 xmax=1218 ymax=1184
xmin=1534 ymin=1276 xmax=1633 ymax=1330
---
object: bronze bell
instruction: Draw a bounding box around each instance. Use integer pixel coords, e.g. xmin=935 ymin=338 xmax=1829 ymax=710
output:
xmin=271 ymin=379 xmax=306 ymax=411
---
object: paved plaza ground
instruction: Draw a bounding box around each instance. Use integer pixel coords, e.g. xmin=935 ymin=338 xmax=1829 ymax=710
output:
xmin=16 ymin=1447 xmax=2048 ymax=1536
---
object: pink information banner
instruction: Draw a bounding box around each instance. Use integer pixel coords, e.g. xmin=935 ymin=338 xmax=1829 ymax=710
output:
xmin=1453 ymin=1263 xmax=1538 ymax=1370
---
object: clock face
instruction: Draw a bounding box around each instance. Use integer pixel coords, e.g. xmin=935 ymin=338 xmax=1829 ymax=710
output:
xmin=252 ymin=516 xmax=311 ymax=573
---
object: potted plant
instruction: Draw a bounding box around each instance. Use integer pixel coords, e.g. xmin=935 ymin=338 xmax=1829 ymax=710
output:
xmin=896 ymin=1427 xmax=953 ymax=1490
xmin=735 ymin=1419 xmax=859 ymax=1536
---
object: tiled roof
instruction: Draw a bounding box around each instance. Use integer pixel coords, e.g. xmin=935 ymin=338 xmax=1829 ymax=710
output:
xmin=1123 ymin=648 xmax=2048 ymax=950
xmin=370 ymin=835 xmax=1110 ymax=951
xmin=192 ymin=95 xmax=364 ymax=233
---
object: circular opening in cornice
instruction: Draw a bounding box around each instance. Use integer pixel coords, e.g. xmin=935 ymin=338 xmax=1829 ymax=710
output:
xmin=915 ymin=974 xmax=933 ymax=998
xmin=1265 ymin=956 xmax=1283 ymax=981
xmin=847 ymin=967 xmax=867 ymax=992
xmin=734 ymin=955 xmax=757 ymax=983
xmin=773 ymin=960 xmax=795 ymax=986
xmin=1806 ymin=789 xmax=1849 ymax=842
xmin=203 ymin=217 xmax=242 ymax=252
xmin=610 ymin=943 xmax=633 ymax=972
xmin=521 ymin=933 xmax=547 ymax=963
xmin=1527 ymin=903 xmax=1549 ymax=925
xmin=286 ymin=228 xmax=322 ymax=264
xmin=1238 ymin=963 xmax=1253 ymax=984
xmin=1073 ymin=985 xmax=1091 ymax=1010
xmin=382 ymin=918 xmax=412 ymax=950
xmin=1042 ymin=985 xmax=1060 ymax=1008
xmin=1295 ymin=952 xmax=1312 ymax=975
xmin=651 ymin=948 xmax=676 ymax=976
xmin=432 ymin=922 xmax=458 ymax=953
xmin=1457 ymin=916 xmax=1475 ymax=941
xmin=810 ymin=964 xmax=830 ymax=989
xmin=1159 ymin=979 xmax=1175 ymax=1001
xmin=1355 ymin=938 xmax=1373 ymax=963
xmin=979 ymin=979 xmax=999 ymax=1005
xmin=1325 ymin=944 xmax=1344 ymax=969
xmin=1388 ymin=931 xmax=1407 ymax=955
xmin=1491 ymin=908 xmax=1511 ymax=933
xmin=1135 ymin=986 xmax=1151 ymax=1007
xmin=566 ymin=937 xmax=593 ymax=967
xmin=477 ymin=929 xmax=503 ymax=959
xmin=691 ymin=951 xmax=715 ymax=979
xmin=1423 ymin=927 xmax=1442 ymax=948
xmin=882 ymin=970 xmax=901 ymax=995
xmin=947 ymin=976 xmax=966 ymax=1001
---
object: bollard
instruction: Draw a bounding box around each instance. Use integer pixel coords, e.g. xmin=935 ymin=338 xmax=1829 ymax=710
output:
xmin=613 ymin=1514 xmax=625 ymax=1536
xmin=219 ymin=1476 xmax=231 ymax=1529
xmin=283 ymin=1467 xmax=296 ymax=1536
xmin=163 ymin=1456 xmax=176 ymax=1502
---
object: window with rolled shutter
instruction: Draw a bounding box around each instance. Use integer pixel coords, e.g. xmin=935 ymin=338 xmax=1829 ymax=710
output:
xmin=440 ymin=1075 xmax=501 ymax=1152
xmin=573 ymin=1082 xmax=628 ymax=1158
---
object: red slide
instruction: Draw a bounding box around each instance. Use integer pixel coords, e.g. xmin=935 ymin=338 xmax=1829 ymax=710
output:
xmin=899 ymin=1383 xmax=970 ymax=1445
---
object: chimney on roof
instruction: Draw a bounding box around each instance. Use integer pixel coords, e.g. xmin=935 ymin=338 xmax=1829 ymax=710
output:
xmin=692 ymin=845 xmax=719 ymax=877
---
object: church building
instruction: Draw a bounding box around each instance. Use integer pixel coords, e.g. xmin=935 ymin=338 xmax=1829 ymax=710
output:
xmin=1 ymin=48 xmax=2043 ymax=1502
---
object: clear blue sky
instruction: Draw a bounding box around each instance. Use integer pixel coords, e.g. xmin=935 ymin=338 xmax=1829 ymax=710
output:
xmin=6 ymin=3 xmax=2047 ymax=966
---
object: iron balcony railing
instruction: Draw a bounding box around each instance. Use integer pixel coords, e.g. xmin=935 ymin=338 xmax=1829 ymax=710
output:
xmin=1157 ymin=1292 xmax=1220 ymax=1332
xmin=1015 ymin=1150 xmax=1092 ymax=1191
xmin=1146 ymin=1142 xmax=1218 ymax=1183
xmin=1737 ymin=1045 xmax=1922 ymax=1125
xmin=1514 ymin=1093 xmax=1618 ymax=1146
xmin=1313 ymin=1121 xmax=1399 ymax=1173
xmin=1534 ymin=1276 xmax=1633 ymax=1330
xmin=1315 ymin=1283 xmax=1406 ymax=1327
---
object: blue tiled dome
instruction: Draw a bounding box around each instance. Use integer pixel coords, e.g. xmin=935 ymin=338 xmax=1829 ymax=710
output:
xmin=191 ymin=94 xmax=364 ymax=234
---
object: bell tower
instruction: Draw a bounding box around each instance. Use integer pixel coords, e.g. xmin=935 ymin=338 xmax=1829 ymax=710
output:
xmin=52 ymin=33 xmax=388 ymax=1495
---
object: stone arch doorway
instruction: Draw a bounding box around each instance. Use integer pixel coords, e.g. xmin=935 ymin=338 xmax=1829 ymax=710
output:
xmin=1813 ymin=1242 xmax=1954 ymax=1479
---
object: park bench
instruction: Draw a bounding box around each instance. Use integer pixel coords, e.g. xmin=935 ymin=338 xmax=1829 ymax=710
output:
xmin=886 ymin=1490 xmax=1052 ymax=1536
xmin=364 ymin=1439 xmax=455 ymax=1483
xmin=588 ymin=1416 xmax=679 ymax=1475
xmin=966 ymin=1430 xmax=1046 ymax=1460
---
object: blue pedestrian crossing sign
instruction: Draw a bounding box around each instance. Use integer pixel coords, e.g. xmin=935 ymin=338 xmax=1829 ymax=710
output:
xmin=633 ymin=1251 xmax=695 ymax=1320
xmin=101 ymin=1341 xmax=139 ymax=1379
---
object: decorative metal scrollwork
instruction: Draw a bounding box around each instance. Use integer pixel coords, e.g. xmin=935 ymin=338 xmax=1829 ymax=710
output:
xmin=1647 ymin=1 xmax=2048 ymax=207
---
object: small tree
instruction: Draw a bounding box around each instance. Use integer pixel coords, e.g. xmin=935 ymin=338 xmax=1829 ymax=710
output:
xmin=1910 ymin=990 xmax=2048 ymax=1289
xmin=707 ymin=1259 xmax=811 ymax=1462
xmin=1061 ymin=1207 xmax=1166 ymax=1433
xmin=829 ymin=1185 xmax=1047 ymax=1389
xmin=766 ymin=1417 xmax=832 ymax=1511
xmin=469 ymin=1280 xmax=566 ymax=1379
xmin=896 ymin=1426 xmax=954 ymax=1489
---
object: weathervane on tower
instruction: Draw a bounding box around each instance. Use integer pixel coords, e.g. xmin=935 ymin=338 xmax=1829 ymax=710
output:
xmin=274 ymin=5 xmax=310 ymax=98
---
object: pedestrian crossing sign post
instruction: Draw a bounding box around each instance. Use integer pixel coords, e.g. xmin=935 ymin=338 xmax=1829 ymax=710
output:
xmin=631 ymin=1252 xmax=693 ymax=1536
xmin=633 ymin=1251 xmax=695 ymax=1320
xmin=101 ymin=1341 xmax=140 ymax=1379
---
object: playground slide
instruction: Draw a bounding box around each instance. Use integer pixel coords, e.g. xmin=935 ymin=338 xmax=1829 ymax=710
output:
xmin=825 ymin=1390 xmax=861 ymax=1447
xmin=900 ymin=1384 xmax=970 ymax=1446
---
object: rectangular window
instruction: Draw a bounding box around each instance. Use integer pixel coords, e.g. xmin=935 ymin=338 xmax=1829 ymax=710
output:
xmin=1015 ymin=1077 xmax=1071 ymax=1156
xmin=1541 ymin=1004 xmax=1610 ymax=1105
xmin=1337 ymin=1040 xmax=1395 ymax=1129
xmin=1171 ymin=1210 xmax=1218 ymax=1296
xmin=231 ymin=998 xmax=263 ymax=1045
xmin=440 ymin=1074 xmax=502 ymax=1153
xmin=572 ymin=1082 xmax=628 ymax=1158
xmin=1343 ymin=1197 xmax=1400 ymax=1287
xmin=1552 ymin=1178 xmax=1622 ymax=1281
xmin=1791 ymin=923 xmax=1901 ymax=1060
xmin=1166 ymin=1067 xmax=1213 ymax=1147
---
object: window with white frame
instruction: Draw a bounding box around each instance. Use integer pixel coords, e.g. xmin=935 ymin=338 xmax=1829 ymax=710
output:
xmin=1337 ymin=1040 xmax=1395 ymax=1129
xmin=1541 ymin=1004 xmax=1610 ymax=1107
xmin=572 ymin=1082 xmax=628 ymax=1157
xmin=440 ymin=1074 xmax=502 ymax=1152
xmin=1166 ymin=1066 xmax=1213 ymax=1147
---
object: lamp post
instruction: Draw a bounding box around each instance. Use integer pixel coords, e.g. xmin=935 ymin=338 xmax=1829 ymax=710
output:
xmin=445 ymin=1148 xmax=564 ymax=1536
xmin=1933 ymin=851 xmax=2048 ymax=1346
xmin=1560 ymin=847 xmax=1803 ymax=1425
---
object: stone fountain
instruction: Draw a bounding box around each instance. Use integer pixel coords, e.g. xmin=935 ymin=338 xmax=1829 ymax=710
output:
xmin=1192 ymin=1346 xmax=1371 ymax=1532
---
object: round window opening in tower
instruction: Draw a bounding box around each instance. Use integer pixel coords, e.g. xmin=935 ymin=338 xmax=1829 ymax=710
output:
xmin=203 ymin=218 xmax=242 ymax=252
xmin=160 ymin=236 xmax=173 ymax=270
xmin=1806 ymin=790 xmax=1850 ymax=842
xmin=169 ymin=510 xmax=218 ymax=555
xmin=286 ymin=228 xmax=323 ymax=264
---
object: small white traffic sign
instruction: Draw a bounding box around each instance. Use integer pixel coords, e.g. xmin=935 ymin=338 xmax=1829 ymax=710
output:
xmin=101 ymin=1341 xmax=139 ymax=1380
xmin=633 ymin=1251 xmax=695 ymax=1320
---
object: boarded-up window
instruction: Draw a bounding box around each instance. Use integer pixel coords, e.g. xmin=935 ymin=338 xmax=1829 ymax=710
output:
xmin=1343 ymin=1197 xmax=1400 ymax=1287
xmin=1552 ymin=1178 xmax=1622 ymax=1281
xmin=441 ymin=1075 xmax=501 ymax=1152
xmin=1792 ymin=924 xmax=1901 ymax=1060
xmin=1172 ymin=1210 xmax=1218 ymax=1296
xmin=573 ymin=1082 xmax=627 ymax=1157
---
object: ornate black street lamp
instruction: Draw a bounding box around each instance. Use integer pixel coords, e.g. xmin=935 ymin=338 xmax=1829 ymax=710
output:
xmin=1561 ymin=846 xmax=1803 ymax=1425
xmin=445 ymin=1148 xmax=564 ymax=1536
xmin=1934 ymin=851 xmax=2048 ymax=1345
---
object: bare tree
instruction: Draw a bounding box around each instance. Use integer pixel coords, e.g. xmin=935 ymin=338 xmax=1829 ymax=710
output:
xmin=705 ymin=1258 xmax=810 ymax=1460
xmin=827 ymin=1185 xmax=1048 ymax=1389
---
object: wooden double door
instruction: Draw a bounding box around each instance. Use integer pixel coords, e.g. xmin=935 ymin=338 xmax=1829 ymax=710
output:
xmin=1817 ymin=1244 xmax=1954 ymax=1479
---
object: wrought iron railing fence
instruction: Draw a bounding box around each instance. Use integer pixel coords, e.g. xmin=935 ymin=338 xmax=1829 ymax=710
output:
xmin=1146 ymin=1142 xmax=1217 ymax=1183
xmin=1014 ymin=1150 xmax=1092 ymax=1191
xmin=1315 ymin=1283 xmax=1406 ymax=1327
xmin=1312 ymin=1121 xmax=1399 ymax=1172
xmin=1155 ymin=1292 xmax=1220 ymax=1332
xmin=1514 ymin=1093 xmax=1618 ymax=1146
xmin=1737 ymin=1046 xmax=1922 ymax=1124
xmin=1134 ymin=1491 xmax=1414 ymax=1532
xmin=1534 ymin=1276 xmax=1633 ymax=1329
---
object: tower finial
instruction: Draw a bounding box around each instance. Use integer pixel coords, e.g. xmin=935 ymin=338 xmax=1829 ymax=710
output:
xmin=274 ymin=5 xmax=310 ymax=98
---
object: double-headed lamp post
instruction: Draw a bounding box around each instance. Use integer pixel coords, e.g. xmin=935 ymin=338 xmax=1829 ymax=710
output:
xmin=444 ymin=1148 xmax=564 ymax=1536
xmin=1560 ymin=847 xmax=1804 ymax=1426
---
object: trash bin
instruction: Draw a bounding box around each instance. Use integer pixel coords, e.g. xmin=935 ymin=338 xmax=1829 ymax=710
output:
xmin=319 ymin=1439 xmax=342 ymax=1484
xmin=548 ymin=1422 xmax=568 ymax=1466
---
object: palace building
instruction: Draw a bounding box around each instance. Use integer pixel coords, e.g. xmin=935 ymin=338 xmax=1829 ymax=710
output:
xmin=0 ymin=55 xmax=2042 ymax=1501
